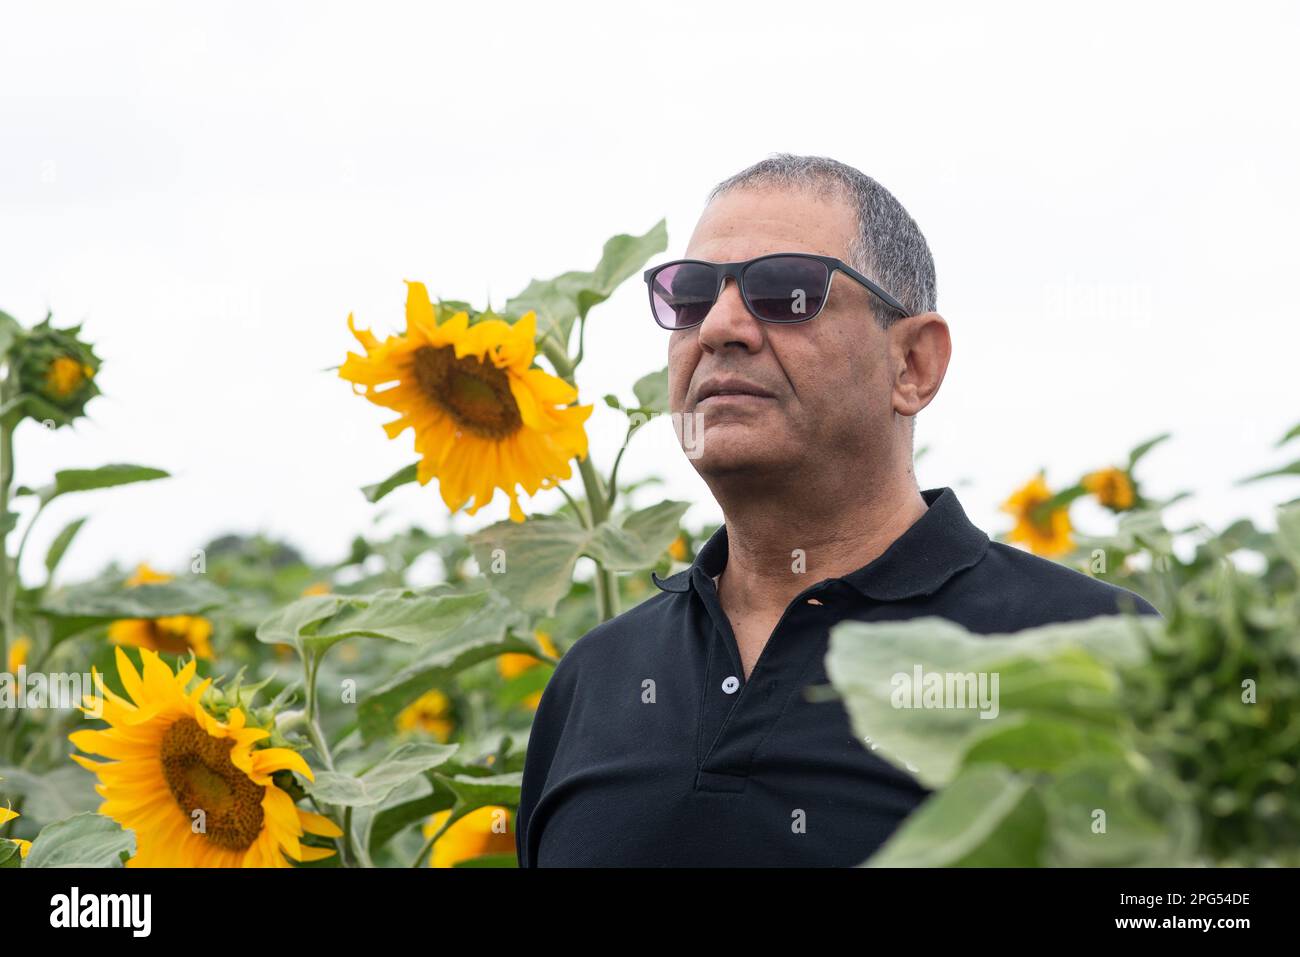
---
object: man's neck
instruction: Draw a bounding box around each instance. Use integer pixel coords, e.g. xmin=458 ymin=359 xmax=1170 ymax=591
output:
xmin=709 ymin=469 xmax=928 ymax=617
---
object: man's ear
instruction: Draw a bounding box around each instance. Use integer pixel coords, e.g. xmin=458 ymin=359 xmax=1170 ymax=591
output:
xmin=890 ymin=312 xmax=951 ymax=417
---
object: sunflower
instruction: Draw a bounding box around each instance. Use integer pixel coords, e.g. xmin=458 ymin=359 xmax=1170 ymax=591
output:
xmin=396 ymin=688 xmax=455 ymax=742
xmin=1082 ymin=466 xmax=1136 ymax=511
xmin=340 ymin=282 xmax=593 ymax=523
xmin=1001 ymin=473 xmax=1074 ymax=558
xmin=496 ymin=629 xmax=559 ymax=680
xmin=422 ymin=805 xmax=514 ymax=867
xmin=0 ymin=806 xmax=32 ymax=860
xmin=68 ymin=646 xmax=342 ymax=867
xmin=14 ymin=314 xmax=102 ymax=428
xmin=107 ymin=563 xmax=214 ymax=660
xmin=6 ymin=634 xmax=31 ymax=673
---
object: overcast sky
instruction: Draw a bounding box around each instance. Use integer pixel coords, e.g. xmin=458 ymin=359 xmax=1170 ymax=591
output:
xmin=2 ymin=0 xmax=1297 ymax=585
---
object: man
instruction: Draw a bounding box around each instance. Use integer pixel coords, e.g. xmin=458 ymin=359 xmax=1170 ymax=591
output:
xmin=516 ymin=154 xmax=1159 ymax=867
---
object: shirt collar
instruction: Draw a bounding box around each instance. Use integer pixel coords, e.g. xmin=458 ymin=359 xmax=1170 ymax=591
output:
xmin=650 ymin=487 xmax=988 ymax=602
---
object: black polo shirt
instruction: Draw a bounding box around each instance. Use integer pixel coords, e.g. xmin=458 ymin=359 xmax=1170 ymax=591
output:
xmin=516 ymin=487 xmax=1159 ymax=867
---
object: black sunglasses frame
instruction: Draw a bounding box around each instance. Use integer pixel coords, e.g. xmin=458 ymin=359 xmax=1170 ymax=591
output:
xmin=642 ymin=252 xmax=911 ymax=330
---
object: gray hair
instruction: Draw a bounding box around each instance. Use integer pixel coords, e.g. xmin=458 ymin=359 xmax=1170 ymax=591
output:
xmin=706 ymin=154 xmax=936 ymax=327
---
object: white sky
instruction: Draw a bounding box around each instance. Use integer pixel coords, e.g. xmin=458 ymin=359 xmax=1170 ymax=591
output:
xmin=3 ymin=0 xmax=1298 ymax=585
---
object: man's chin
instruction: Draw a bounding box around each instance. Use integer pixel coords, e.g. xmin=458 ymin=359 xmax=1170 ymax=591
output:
xmin=689 ymin=436 xmax=790 ymax=481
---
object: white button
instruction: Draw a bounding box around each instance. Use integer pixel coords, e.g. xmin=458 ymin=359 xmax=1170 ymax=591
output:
xmin=806 ymin=597 xmax=823 ymax=605
xmin=721 ymin=675 xmax=740 ymax=694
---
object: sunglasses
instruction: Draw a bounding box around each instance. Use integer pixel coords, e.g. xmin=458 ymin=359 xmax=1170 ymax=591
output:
xmin=643 ymin=252 xmax=910 ymax=330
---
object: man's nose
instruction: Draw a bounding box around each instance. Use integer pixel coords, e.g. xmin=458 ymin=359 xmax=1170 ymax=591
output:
xmin=697 ymin=276 xmax=763 ymax=351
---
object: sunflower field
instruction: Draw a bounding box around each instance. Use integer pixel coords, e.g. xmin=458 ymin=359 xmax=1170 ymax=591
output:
xmin=1 ymin=225 xmax=1297 ymax=868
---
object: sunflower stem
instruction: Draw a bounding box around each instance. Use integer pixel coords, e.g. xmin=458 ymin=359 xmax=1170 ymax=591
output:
xmin=540 ymin=333 xmax=619 ymax=620
xmin=13 ymin=497 xmax=46 ymax=587
xmin=556 ymin=483 xmax=587 ymax=528
xmin=302 ymin=648 xmax=358 ymax=866
xmin=576 ymin=454 xmax=619 ymax=621
xmin=605 ymin=424 xmax=634 ymax=512
xmin=0 ymin=370 xmax=18 ymax=764
xmin=303 ymin=652 xmax=335 ymax=770
xmin=410 ymin=805 xmax=459 ymax=868
xmin=539 ymin=337 xmax=576 ymax=387
xmin=573 ymin=313 xmax=588 ymax=368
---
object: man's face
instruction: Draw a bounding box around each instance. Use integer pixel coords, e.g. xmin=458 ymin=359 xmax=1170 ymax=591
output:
xmin=668 ymin=186 xmax=898 ymax=483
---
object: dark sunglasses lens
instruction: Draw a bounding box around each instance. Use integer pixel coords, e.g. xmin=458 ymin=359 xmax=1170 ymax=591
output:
xmin=650 ymin=263 xmax=717 ymax=328
xmin=743 ymin=256 xmax=830 ymax=322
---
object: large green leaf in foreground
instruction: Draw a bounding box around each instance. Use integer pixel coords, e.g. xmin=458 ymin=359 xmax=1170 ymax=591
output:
xmin=824 ymin=614 xmax=1157 ymax=789
xmin=824 ymin=613 xmax=1201 ymax=866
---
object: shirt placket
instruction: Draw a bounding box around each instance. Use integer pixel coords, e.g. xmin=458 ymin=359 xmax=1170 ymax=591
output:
xmin=691 ymin=572 xmax=842 ymax=793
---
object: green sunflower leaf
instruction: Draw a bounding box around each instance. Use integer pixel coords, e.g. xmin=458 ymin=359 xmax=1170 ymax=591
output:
xmin=44 ymin=515 xmax=88 ymax=580
xmin=505 ymin=219 xmax=667 ymax=351
xmin=23 ymin=812 xmax=135 ymax=868
xmin=436 ymin=771 xmax=523 ymax=812
xmin=1239 ymin=457 xmax=1300 ymax=485
xmin=587 ymin=500 xmax=691 ymax=571
xmin=356 ymin=590 xmax=533 ymax=741
xmin=1127 ymin=433 xmax=1171 ymax=469
xmin=0 ymin=766 xmax=101 ymax=826
xmin=257 ymin=587 xmax=510 ymax=659
xmin=307 ymin=741 xmax=459 ymax=808
xmin=1041 ymin=755 xmax=1199 ymax=866
xmin=0 ymin=840 xmax=22 ymax=867
xmin=1276 ymin=502 xmax=1300 ymax=573
xmin=40 ymin=575 xmax=227 ymax=626
xmin=825 ymin=615 xmax=1155 ymax=789
xmin=865 ymin=764 xmax=1046 ymax=867
xmin=467 ymin=513 xmax=594 ymax=617
xmin=631 ymin=366 xmax=670 ymax=414
xmin=362 ymin=462 xmax=419 ymax=503
xmin=468 ymin=501 xmax=689 ymax=616
xmin=24 ymin=463 xmax=170 ymax=506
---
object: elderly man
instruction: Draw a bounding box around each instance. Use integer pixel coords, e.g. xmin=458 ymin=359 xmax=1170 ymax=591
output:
xmin=516 ymin=154 xmax=1158 ymax=867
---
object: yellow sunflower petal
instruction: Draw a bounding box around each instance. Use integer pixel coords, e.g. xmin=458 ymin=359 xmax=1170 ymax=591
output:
xmin=285 ymin=844 xmax=338 ymax=862
xmin=297 ymin=808 xmax=344 ymax=838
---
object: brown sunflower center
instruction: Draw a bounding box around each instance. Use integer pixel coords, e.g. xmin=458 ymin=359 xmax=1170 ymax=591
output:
xmin=161 ymin=717 xmax=265 ymax=851
xmin=145 ymin=620 xmax=195 ymax=655
xmin=411 ymin=345 xmax=522 ymax=440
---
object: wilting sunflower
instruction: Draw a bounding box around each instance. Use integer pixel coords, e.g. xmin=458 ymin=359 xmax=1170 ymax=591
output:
xmin=1001 ymin=473 xmax=1074 ymax=558
xmin=340 ymin=282 xmax=593 ymax=522
xmin=0 ymin=805 xmax=32 ymax=859
xmin=69 ymin=647 xmax=342 ymax=867
xmin=1082 ymin=466 xmax=1136 ymax=511
xmin=107 ymin=563 xmax=214 ymax=660
xmin=422 ymin=805 xmax=514 ymax=868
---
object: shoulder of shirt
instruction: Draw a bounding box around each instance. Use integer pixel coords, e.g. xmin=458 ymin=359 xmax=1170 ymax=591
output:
xmin=975 ymin=540 xmax=1161 ymax=621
